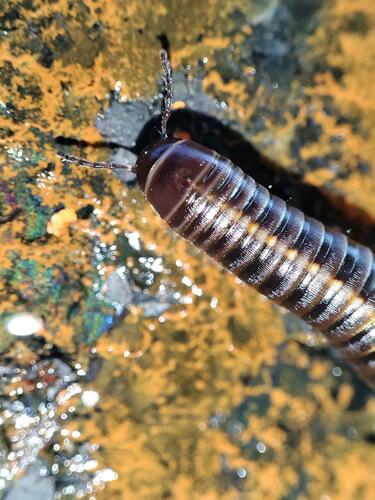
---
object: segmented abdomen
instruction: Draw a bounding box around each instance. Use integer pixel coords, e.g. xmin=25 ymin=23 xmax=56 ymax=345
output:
xmin=164 ymin=153 xmax=375 ymax=388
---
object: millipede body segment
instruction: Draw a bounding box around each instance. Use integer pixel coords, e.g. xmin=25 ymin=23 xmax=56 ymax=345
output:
xmin=135 ymin=138 xmax=375 ymax=388
xmin=58 ymin=52 xmax=374 ymax=389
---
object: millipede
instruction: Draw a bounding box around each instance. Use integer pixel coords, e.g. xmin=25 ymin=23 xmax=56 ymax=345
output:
xmin=58 ymin=50 xmax=375 ymax=389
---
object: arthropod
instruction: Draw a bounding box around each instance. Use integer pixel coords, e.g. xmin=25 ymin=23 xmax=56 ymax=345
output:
xmin=59 ymin=51 xmax=375 ymax=389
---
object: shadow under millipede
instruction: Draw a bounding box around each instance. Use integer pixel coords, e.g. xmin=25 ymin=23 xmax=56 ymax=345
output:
xmin=135 ymin=109 xmax=375 ymax=251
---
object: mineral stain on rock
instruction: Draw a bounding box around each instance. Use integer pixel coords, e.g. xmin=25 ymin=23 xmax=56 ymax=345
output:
xmin=0 ymin=0 xmax=374 ymax=499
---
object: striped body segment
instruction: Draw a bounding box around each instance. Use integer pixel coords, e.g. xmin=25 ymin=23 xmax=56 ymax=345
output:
xmin=140 ymin=140 xmax=375 ymax=388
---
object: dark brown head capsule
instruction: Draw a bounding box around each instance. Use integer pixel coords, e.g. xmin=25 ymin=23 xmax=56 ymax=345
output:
xmin=57 ymin=51 xmax=375 ymax=389
xmin=136 ymin=138 xmax=218 ymax=217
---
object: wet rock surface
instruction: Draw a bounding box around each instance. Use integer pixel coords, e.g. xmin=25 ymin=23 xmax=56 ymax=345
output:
xmin=0 ymin=0 xmax=374 ymax=498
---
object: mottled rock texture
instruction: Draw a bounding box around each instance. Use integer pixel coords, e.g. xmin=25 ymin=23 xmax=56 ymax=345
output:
xmin=0 ymin=0 xmax=374 ymax=498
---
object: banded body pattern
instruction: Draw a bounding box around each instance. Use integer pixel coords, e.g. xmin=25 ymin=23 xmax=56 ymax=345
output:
xmin=151 ymin=142 xmax=375 ymax=388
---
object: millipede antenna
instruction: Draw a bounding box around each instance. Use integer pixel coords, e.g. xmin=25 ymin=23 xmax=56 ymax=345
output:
xmin=57 ymin=151 xmax=137 ymax=172
xmin=160 ymin=49 xmax=173 ymax=139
